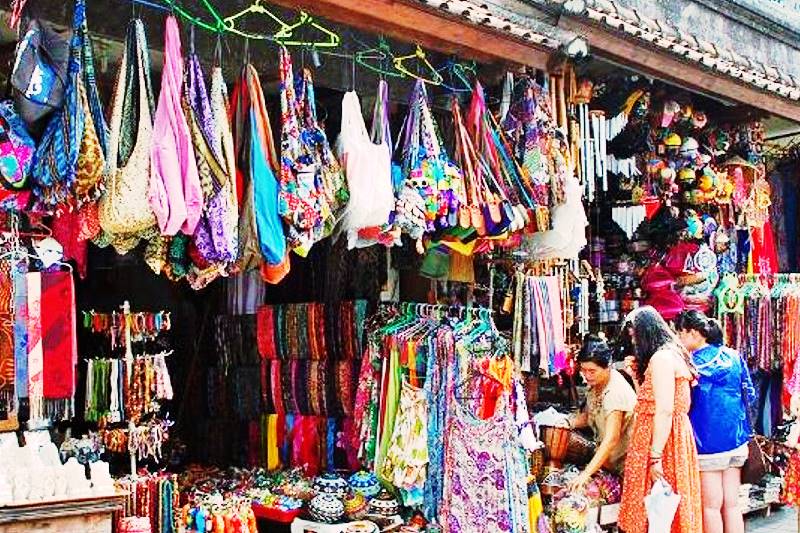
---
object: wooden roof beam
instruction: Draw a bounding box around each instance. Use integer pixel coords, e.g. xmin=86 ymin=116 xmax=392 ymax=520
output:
xmin=558 ymin=16 xmax=800 ymax=123
xmin=267 ymin=0 xmax=554 ymax=69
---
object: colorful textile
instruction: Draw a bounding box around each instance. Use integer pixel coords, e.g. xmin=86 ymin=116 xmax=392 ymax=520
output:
xmin=13 ymin=263 xmax=28 ymax=404
xmin=0 ymin=263 xmax=14 ymax=412
xmin=41 ymin=271 xmax=77 ymax=413
xmin=381 ymin=379 xmax=429 ymax=506
xmin=440 ymin=395 xmax=530 ymax=533
xmin=618 ymin=370 xmax=702 ymax=533
xmin=149 ymin=16 xmax=201 ymax=236
xmin=26 ymin=272 xmax=43 ymax=420
xmin=278 ymin=47 xmax=348 ymax=256
xmin=783 ymin=450 xmax=800 ymax=507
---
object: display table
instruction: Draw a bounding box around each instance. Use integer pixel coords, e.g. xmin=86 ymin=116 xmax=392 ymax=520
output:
xmin=0 ymin=493 xmax=125 ymax=533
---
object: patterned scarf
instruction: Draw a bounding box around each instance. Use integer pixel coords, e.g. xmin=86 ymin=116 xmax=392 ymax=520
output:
xmin=0 ymin=262 xmax=15 ymax=428
xmin=26 ymin=271 xmax=77 ymax=421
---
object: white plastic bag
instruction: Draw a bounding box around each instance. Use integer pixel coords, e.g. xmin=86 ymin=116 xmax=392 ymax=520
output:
xmin=644 ymin=479 xmax=681 ymax=533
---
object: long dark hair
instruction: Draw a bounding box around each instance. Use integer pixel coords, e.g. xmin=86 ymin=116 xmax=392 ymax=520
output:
xmin=674 ymin=310 xmax=724 ymax=346
xmin=577 ymin=334 xmax=613 ymax=368
xmin=622 ymin=306 xmax=692 ymax=383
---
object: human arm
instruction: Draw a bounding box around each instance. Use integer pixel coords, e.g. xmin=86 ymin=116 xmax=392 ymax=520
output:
xmin=648 ymin=350 xmax=677 ymax=481
xmin=569 ymin=409 xmax=589 ymax=430
xmin=568 ymin=410 xmax=625 ymax=491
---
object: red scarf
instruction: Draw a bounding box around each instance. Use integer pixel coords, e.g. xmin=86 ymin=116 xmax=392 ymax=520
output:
xmin=40 ymin=271 xmax=77 ymax=407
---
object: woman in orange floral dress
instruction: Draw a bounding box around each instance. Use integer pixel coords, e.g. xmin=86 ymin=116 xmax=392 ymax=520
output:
xmin=618 ymin=306 xmax=703 ymax=533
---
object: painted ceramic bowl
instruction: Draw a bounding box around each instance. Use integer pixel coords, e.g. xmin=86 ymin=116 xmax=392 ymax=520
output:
xmin=313 ymin=472 xmax=349 ymax=499
xmin=348 ymin=470 xmax=381 ymax=499
xmin=367 ymin=490 xmax=399 ymax=517
xmin=343 ymin=491 xmax=369 ymax=520
xmin=309 ymin=493 xmax=345 ymax=523
xmin=344 ymin=521 xmax=380 ymax=533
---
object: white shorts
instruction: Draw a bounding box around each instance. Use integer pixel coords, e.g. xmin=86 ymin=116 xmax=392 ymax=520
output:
xmin=697 ymin=442 xmax=749 ymax=472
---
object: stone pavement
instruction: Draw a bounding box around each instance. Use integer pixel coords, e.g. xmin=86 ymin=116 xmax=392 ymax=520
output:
xmin=747 ymin=506 xmax=796 ymax=532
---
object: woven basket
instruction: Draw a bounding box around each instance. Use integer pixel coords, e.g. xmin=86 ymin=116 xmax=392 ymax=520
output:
xmin=565 ymin=431 xmax=596 ymax=465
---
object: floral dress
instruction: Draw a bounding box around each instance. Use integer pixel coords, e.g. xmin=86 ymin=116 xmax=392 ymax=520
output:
xmin=441 ymin=394 xmax=530 ymax=533
xmin=381 ymin=379 xmax=429 ymax=506
xmin=618 ymin=368 xmax=702 ymax=533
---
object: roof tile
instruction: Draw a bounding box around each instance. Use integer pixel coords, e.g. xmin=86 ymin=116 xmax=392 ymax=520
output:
xmin=555 ymin=0 xmax=800 ymax=101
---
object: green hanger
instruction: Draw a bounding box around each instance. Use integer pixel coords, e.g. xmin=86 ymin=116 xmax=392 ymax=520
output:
xmin=437 ymin=59 xmax=476 ymax=93
xmin=273 ymin=11 xmax=340 ymax=49
xmin=393 ymin=45 xmax=443 ymax=86
xmin=355 ymin=36 xmax=405 ymax=79
xmin=160 ymin=0 xmax=224 ymax=33
xmin=222 ymin=0 xmax=290 ymax=40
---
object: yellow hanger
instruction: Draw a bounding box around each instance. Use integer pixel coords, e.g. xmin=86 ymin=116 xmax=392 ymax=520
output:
xmin=393 ymin=45 xmax=443 ymax=85
xmin=273 ymin=11 xmax=340 ymax=48
xmin=222 ymin=0 xmax=290 ymax=40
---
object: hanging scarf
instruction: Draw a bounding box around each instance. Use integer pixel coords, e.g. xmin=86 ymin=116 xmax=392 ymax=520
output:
xmin=41 ymin=270 xmax=77 ymax=418
xmin=0 ymin=262 xmax=15 ymax=424
xmin=13 ymin=262 xmax=28 ymax=413
xmin=184 ymin=46 xmax=236 ymax=286
xmin=247 ymin=65 xmax=290 ymax=281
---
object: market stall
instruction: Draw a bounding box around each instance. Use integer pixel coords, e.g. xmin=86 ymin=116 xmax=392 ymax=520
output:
xmin=0 ymin=0 xmax=798 ymax=532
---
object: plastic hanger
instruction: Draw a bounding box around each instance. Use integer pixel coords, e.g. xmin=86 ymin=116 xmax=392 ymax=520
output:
xmin=437 ymin=59 xmax=476 ymax=93
xmin=393 ymin=45 xmax=443 ymax=85
xmin=274 ymin=11 xmax=340 ymax=48
xmin=160 ymin=0 xmax=224 ymax=33
xmin=222 ymin=0 xmax=289 ymax=40
xmin=355 ymin=36 xmax=405 ymax=79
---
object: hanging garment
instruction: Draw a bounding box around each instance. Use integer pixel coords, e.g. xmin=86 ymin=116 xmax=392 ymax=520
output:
xmin=524 ymin=174 xmax=587 ymax=259
xmin=441 ymin=395 xmax=530 ymax=533
xmin=0 ymin=263 xmax=14 ymax=425
xmin=98 ymin=19 xmax=158 ymax=255
xmin=185 ymin=47 xmax=231 ymax=263
xmin=209 ymin=65 xmax=239 ymax=259
xmin=12 ymin=262 xmax=28 ymax=413
xmin=334 ymin=88 xmax=393 ymax=248
xmin=149 ymin=15 xmax=202 ymax=236
xmin=278 ymin=46 xmax=348 ymax=256
xmin=381 ymin=379 xmax=429 ymax=506
xmin=248 ymin=65 xmax=290 ymax=281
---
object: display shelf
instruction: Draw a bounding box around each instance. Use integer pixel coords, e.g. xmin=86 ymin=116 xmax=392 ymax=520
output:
xmin=0 ymin=493 xmax=124 ymax=533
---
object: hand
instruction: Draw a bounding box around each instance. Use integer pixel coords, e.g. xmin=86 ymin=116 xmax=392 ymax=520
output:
xmin=567 ymin=471 xmax=591 ymax=493
xmin=623 ymin=356 xmax=638 ymax=380
xmin=649 ymin=459 xmax=665 ymax=484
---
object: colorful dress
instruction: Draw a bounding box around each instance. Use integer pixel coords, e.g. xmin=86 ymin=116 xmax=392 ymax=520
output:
xmin=618 ymin=368 xmax=702 ymax=533
xmin=441 ymin=394 xmax=530 ymax=533
xmin=381 ymin=379 xmax=429 ymax=506
xmin=783 ymin=449 xmax=800 ymax=507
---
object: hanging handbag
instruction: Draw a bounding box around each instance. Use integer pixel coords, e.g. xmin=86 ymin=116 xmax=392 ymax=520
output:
xmin=29 ymin=0 xmax=85 ymax=210
xmin=11 ymin=18 xmax=71 ymax=134
xmin=0 ymin=100 xmax=35 ymax=190
xmin=98 ymin=19 xmax=157 ymax=248
xmin=741 ymin=375 xmax=768 ymax=484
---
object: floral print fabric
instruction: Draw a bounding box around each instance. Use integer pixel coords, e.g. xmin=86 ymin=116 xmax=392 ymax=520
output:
xmin=618 ymin=369 xmax=702 ymax=533
xmin=441 ymin=395 xmax=530 ymax=533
